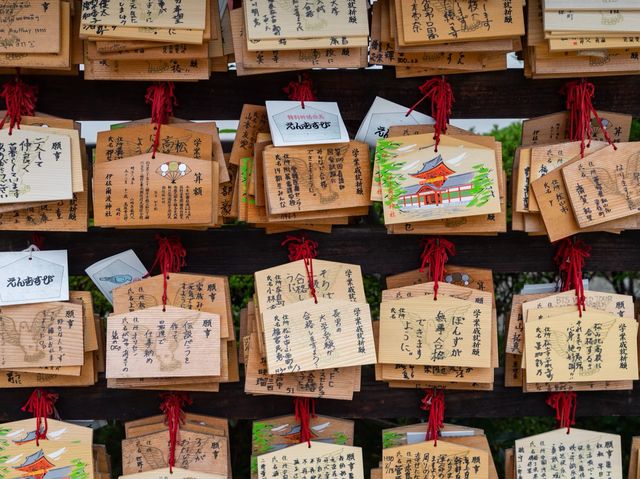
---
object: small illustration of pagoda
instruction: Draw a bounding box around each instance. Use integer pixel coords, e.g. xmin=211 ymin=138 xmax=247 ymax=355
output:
xmin=399 ymin=154 xmax=475 ymax=207
xmin=10 ymin=450 xmax=72 ymax=479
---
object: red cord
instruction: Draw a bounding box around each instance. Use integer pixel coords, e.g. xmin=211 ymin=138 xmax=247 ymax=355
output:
xmin=281 ymin=235 xmax=319 ymax=303
xmin=405 ymin=76 xmax=454 ymax=151
xmin=21 ymin=389 xmax=58 ymax=446
xmin=420 ymin=237 xmax=456 ymax=300
xmin=159 ymin=393 xmax=192 ymax=473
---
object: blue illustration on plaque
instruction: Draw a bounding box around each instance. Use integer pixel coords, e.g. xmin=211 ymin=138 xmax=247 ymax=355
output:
xmin=99 ymin=274 xmax=133 ymax=285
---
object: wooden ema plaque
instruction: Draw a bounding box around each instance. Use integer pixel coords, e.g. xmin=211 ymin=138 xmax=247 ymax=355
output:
xmin=379 ymin=294 xmax=492 ymax=368
xmin=106 ymin=305 xmax=221 ymax=379
xmin=119 ymin=468 xmax=225 ymax=479
xmin=257 ymin=441 xmax=364 ymax=479
xmin=514 ymin=428 xmax=622 ymax=479
xmin=0 ymin=302 xmax=83 ymax=369
xmin=382 ymin=440 xmax=489 ymax=479
xmin=262 ymin=142 xmax=372 ymax=215
xmin=122 ymin=430 xmax=228 ymax=477
xmin=262 ymin=298 xmax=376 ymax=374
xmin=81 ymin=0 xmax=207 ymax=29
xmin=0 ymin=0 xmax=61 ymax=53
xmin=93 ymin=152 xmax=214 ymax=227
xmin=0 ymin=418 xmax=93 ymax=479
xmin=251 ymin=414 xmax=354 ymax=478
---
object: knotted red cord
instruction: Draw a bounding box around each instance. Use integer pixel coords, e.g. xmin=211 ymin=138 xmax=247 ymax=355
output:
xmin=283 ymin=74 xmax=317 ymax=109
xmin=146 ymin=235 xmax=187 ymax=310
xmin=159 ymin=393 xmax=192 ymax=473
xmin=281 ymin=235 xmax=319 ymax=303
xmin=546 ymin=391 xmax=577 ymax=434
xmin=0 ymin=74 xmax=37 ymax=135
xmin=21 ymin=389 xmax=58 ymax=446
xmin=420 ymin=389 xmax=445 ymax=446
xmin=562 ymin=79 xmax=616 ymax=158
xmin=420 ymin=237 xmax=456 ymax=300
xmin=294 ymin=397 xmax=316 ymax=447
xmin=554 ymin=238 xmax=591 ymax=317
xmin=405 ymin=76 xmax=454 ymax=151
xmin=145 ymin=82 xmax=177 ymax=158
xmin=30 ymin=233 xmax=45 ymax=251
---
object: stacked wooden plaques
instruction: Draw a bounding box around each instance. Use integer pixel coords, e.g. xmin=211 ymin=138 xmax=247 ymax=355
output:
xmin=512 ymin=111 xmax=638 ymax=240
xmin=231 ymin=103 xmax=373 ymax=234
xmin=376 ymin=265 xmax=498 ymax=391
xmin=504 ymin=288 xmax=638 ymax=392
xmin=0 ymin=0 xmax=82 ymax=74
xmin=505 ymin=428 xmax=622 ymax=478
xmin=92 ymin=118 xmax=229 ymax=229
xmin=0 ymin=246 xmax=101 ymax=388
xmin=94 ymin=445 xmax=112 ymax=479
xmin=372 ymin=423 xmax=498 ymax=479
xmin=373 ymin=125 xmax=506 ymax=235
xmin=0 ymin=114 xmax=89 ymax=232
xmin=525 ymin=0 xmax=640 ymax=78
xmin=241 ymin=258 xmax=375 ymax=400
xmin=231 ymin=0 xmax=369 ymax=76
xmin=371 ymin=0 xmax=524 ymax=78
xmin=81 ymin=0 xmax=231 ymax=80
xmin=250 ymin=415 xmax=355 ymax=478
xmin=106 ymin=271 xmax=238 ymax=392
xmin=0 ymin=418 xmax=94 ymax=478
xmin=120 ymin=413 xmax=231 ymax=479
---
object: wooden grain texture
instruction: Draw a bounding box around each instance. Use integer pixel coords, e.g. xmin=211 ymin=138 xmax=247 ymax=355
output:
xmin=7 ymin=70 xmax=640 ymax=123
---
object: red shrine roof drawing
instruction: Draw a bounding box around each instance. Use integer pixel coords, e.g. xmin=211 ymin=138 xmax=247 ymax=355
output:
xmin=14 ymin=450 xmax=55 ymax=471
xmin=409 ymin=154 xmax=455 ymax=179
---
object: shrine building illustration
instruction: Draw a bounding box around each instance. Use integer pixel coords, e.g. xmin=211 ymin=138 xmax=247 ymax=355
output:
xmin=399 ymin=154 xmax=476 ymax=208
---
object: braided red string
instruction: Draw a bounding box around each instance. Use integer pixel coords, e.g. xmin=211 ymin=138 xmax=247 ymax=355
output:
xmin=405 ymin=76 xmax=454 ymax=151
xmin=281 ymin=235 xmax=319 ymax=303
xmin=420 ymin=237 xmax=456 ymax=301
xmin=160 ymin=393 xmax=192 ymax=473
xmin=420 ymin=389 xmax=445 ymax=446
xmin=146 ymin=235 xmax=187 ymax=310
xmin=554 ymin=238 xmax=591 ymax=317
xmin=283 ymin=74 xmax=317 ymax=109
xmin=294 ymin=397 xmax=317 ymax=447
xmin=547 ymin=391 xmax=577 ymax=434
xmin=562 ymin=79 xmax=616 ymax=158
xmin=145 ymin=82 xmax=177 ymax=158
xmin=0 ymin=75 xmax=37 ymax=135
xmin=21 ymin=389 xmax=58 ymax=446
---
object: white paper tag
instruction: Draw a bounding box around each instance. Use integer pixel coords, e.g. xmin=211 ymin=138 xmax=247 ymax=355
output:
xmin=0 ymin=250 xmax=69 ymax=306
xmin=0 ymin=129 xmax=73 ymax=203
xmin=355 ymin=97 xmax=434 ymax=149
xmin=85 ymin=249 xmax=148 ymax=304
xmin=266 ymin=100 xmax=350 ymax=147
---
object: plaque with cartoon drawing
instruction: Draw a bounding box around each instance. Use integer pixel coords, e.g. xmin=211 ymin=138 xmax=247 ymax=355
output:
xmin=377 ymin=134 xmax=501 ymax=225
xmin=106 ymin=305 xmax=221 ymax=379
xmin=0 ymin=418 xmax=93 ymax=479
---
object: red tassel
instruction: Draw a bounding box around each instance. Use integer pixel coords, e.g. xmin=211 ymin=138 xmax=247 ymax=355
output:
xmin=420 ymin=237 xmax=456 ymax=300
xmin=146 ymin=235 xmax=187 ymax=310
xmin=554 ymin=238 xmax=591 ymax=316
xmin=546 ymin=391 xmax=577 ymax=434
xmin=562 ymin=79 xmax=616 ymax=158
xmin=159 ymin=393 xmax=192 ymax=473
xmin=145 ymin=82 xmax=177 ymax=157
xmin=405 ymin=76 xmax=454 ymax=151
xmin=30 ymin=233 xmax=45 ymax=251
xmin=293 ymin=397 xmax=316 ymax=447
xmin=0 ymin=75 xmax=37 ymax=135
xmin=283 ymin=74 xmax=317 ymax=109
xmin=281 ymin=235 xmax=319 ymax=303
xmin=21 ymin=389 xmax=58 ymax=446
xmin=420 ymin=389 xmax=445 ymax=446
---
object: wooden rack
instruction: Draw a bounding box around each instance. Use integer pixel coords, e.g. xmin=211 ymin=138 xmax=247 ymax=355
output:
xmin=0 ymin=69 xmax=638 ymax=422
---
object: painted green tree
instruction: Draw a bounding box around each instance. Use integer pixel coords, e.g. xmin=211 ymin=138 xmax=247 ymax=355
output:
xmin=70 ymin=459 xmax=89 ymax=479
xmin=375 ymin=139 xmax=405 ymax=211
xmin=467 ymin=164 xmax=494 ymax=208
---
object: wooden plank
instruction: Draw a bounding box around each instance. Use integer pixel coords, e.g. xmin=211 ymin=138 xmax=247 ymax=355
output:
xmin=6 ymin=70 xmax=640 ymax=122
xmin=1 ymin=228 xmax=640 ymax=275
xmin=2 ymin=368 xmax=640 ymax=420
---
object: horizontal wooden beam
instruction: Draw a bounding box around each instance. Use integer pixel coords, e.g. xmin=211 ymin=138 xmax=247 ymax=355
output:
xmin=0 ymin=368 xmax=634 ymax=421
xmin=7 ymin=70 xmax=640 ymax=124
xmin=0 ymin=228 xmax=637 ymax=276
